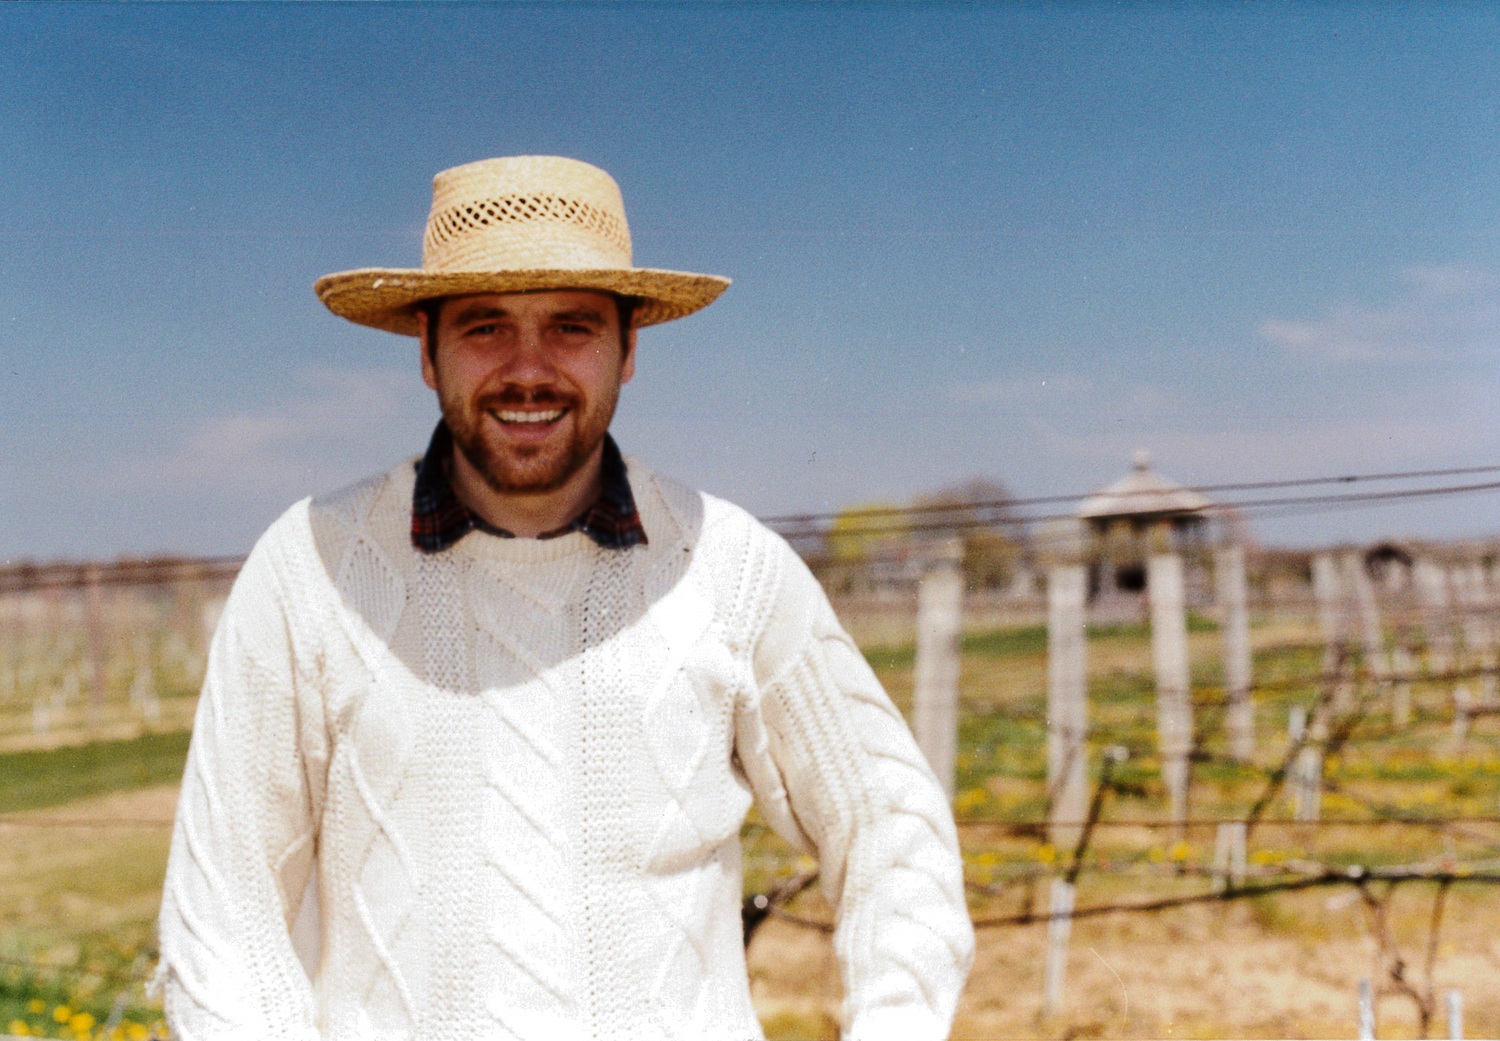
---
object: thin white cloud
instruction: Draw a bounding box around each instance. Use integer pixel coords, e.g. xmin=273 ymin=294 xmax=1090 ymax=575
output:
xmin=120 ymin=366 xmax=431 ymax=499
xmin=1259 ymin=265 xmax=1500 ymax=363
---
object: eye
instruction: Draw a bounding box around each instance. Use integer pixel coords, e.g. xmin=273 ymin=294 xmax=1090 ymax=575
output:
xmin=465 ymin=322 xmax=499 ymax=336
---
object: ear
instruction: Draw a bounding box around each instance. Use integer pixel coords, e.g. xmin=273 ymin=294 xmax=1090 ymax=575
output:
xmin=418 ymin=309 xmax=438 ymax=391
xmin=620 ymin=327 xmax=637 ymax=385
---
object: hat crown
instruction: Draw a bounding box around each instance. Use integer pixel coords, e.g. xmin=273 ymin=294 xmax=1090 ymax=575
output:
xmin=422 ymin=156 xmax=634 ymax=273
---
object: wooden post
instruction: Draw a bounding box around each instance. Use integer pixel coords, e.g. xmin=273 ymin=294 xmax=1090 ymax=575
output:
xmin=1216 ymin=543 xmax=1254 ymax=761
xmin=1046 ymin=520 xmax=1090 ymax=849
xmin=1149 ymin=546 xmax=1192 ymax=827
xmin=1042 ymin=877 xmax=1076 ymax=1016
xmin=914 ymin=539 xmax=963 ymax=801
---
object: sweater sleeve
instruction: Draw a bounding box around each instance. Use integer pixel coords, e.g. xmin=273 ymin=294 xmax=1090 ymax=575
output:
xmin=156 ymin=507 xmax=327 ymax=1040
xmin=740 ymin=535 xmax=974 ymax=1040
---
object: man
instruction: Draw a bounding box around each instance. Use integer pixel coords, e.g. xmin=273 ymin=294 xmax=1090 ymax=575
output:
xmin=156 ymin=155 xmax=973 ymax=1040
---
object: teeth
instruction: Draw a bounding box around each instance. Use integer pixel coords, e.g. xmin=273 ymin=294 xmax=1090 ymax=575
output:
xmin=494 ymin=409 xmax=564 ymax=424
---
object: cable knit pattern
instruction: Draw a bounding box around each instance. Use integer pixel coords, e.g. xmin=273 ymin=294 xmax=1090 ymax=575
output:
xmin=157 ymin=457 xmax=973 ymax=1040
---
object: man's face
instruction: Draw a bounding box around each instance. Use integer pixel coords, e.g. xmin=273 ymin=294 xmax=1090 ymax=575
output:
xmin=419 ymin=290 xmax=636 ymax=496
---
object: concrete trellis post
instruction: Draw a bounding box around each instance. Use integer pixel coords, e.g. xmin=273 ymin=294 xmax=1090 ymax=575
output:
xmin=1311 ymin=552 xmax=1343 ymax=644
xmin=1312 ymin=553 xmax=1352 ymax=715
xmin=1216 ymin=543 xmax=1254 ymax=761
xmin=1413 ymin=559 xmax=1454 ymax=675
xmin=1042 ymin=877 xmax=1076 ymax=1017
xmin=1448 ymin=989 xmax=1463 ymax=1040
xmin=1046 ymin=519 xmax=1090 ymax=849
xmin=1451 ymin=683 xmax=1473 ymax=750
xmin=1289 ymin=705 xmax=1322 ymax=822
xmin=1345 ymin=552 xmax=1388 ymax=682
xmin=173 ymin=563 xmax=213 ymax=681
xmin=1212 ymin=821 xmax=1247 ymax=890
xmin=1455 ymin=563 xmax=1497 ymax=708
xmin=1389 ymin=644 xmax=1415 ymax=730
xmin=130 ymin=648 xmax=161 ymax=725
xmin=913 ymin=539 xmax=964 ymax=801
xmin=1148 ymin=546 xmax=1192 ymax=826
xmin=82 ymin=566 xmax=108 ymax=731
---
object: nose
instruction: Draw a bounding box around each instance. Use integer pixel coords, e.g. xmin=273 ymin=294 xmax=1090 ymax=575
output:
xmin=495 ymin=325 xmax=560 ymax=392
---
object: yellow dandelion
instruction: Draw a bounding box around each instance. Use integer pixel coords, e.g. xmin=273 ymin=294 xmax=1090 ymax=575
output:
xmin=1035 ymin=843 xmax=1058 ymax=865
xmin=954 ymin=787 xmax=989 ymax=814
xmin=27 ymin=1000 xmax=46 ymax=1015
xmin=8 ymin=1020 xmax=32 ymax=1037
xmin=54 ymin=1006 xmax=73 ymax=1024
xmin=1170 ymin=841 xmax=1193 ymax=862
xmin=974 ymin=851 xmax=1000 ymax=867
xmin=1147 ymin=845 xmax=1166 ymax=863
xmin=70 ymin=1011 xmax=97 ymax=1032
xmin=126 ymin=1025 xmax=150 ymax=1041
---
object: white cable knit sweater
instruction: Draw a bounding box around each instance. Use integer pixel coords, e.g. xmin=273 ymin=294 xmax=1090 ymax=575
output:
xmin=156 ymin=456 xmax=974 ymax=1040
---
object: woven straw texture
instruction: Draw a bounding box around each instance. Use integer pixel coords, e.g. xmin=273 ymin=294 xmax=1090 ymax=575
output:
xmin=315 ymin=156 xmax=729 ymax=335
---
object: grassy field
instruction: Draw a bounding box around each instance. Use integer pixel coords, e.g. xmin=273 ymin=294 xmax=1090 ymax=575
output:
xmin=2 ymin=617 xmax=1498 ymax=1039
xmin=0 ymin=734 xmax=191 ymax=817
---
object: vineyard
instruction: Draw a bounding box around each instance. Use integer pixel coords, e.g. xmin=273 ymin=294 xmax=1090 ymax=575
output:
xmin=0 ymin=554 xmax=1497 ymax=1040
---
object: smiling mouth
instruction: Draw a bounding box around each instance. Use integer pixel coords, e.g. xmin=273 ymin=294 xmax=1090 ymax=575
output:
xmin=491 ymin=408 xmax=566 ymax=425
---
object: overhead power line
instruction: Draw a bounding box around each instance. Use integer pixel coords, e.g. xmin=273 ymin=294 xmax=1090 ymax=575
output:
xmin=761 ymin=462 xmax=1500 ymax=528
xmin=773 ymin=477 xmax=1500 ymax=540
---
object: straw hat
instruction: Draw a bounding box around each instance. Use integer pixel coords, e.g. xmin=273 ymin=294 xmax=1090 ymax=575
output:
xmin=315 ymin=156 xmax=730 ymax=335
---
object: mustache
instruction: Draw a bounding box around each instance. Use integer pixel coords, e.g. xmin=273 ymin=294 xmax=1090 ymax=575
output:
xmin=475 ymin=387 xmax=576 ymax=410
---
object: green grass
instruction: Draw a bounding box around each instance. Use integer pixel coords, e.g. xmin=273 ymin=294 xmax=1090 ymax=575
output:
xmin=861 ymin=617 xmax=1219 ymax=671
xmin=0 ymin=732 xmax=192 ymax=815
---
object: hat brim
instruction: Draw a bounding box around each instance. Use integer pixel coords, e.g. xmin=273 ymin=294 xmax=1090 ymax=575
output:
xmin=315 ymin=267 xmax=731 ymax=335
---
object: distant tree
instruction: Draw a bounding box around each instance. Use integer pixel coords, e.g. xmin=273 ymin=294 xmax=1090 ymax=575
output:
xmin=911 ymin=478 xmax=1022 ymax=590
xmin=826 ymin=502 xmax=912 ymax=563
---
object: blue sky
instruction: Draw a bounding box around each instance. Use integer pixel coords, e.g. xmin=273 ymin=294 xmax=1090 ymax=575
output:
xmin=3 ymin=2 xmax=1498 ymax=559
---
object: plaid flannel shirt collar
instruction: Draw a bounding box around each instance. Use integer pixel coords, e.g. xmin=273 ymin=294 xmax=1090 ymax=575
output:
xmin=411 ymin=421 xmax=647 ymax=553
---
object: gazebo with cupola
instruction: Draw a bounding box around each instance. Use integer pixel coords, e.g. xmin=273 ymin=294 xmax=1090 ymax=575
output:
xmin=1077 ymin=450 xmax=1215 ymax=615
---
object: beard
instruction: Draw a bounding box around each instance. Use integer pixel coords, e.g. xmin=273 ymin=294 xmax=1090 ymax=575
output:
xmin=441 ymin=383 xmax=619 ymax=496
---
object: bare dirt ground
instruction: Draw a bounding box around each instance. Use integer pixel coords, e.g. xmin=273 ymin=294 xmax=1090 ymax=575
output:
xmin=0 ymin=785 xmax=176 ymax=959
xmin=748 ymin=884 xmax=1500 ymax=1040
